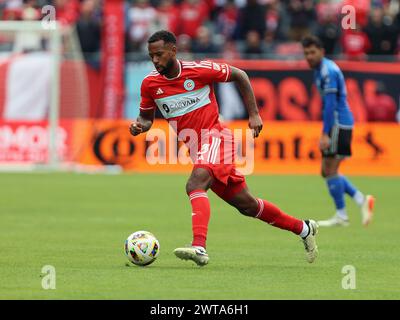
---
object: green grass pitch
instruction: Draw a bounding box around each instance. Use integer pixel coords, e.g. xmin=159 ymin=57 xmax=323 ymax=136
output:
xmin=0 ymin=173 xmax=399 ymax=300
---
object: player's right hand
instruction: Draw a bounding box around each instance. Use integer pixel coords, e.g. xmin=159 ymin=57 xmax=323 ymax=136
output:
xmin=319 ymin=134 xmax=331 ymax=151
xmin=249 ymin=113 xmax=263 ymax=138
xmin=129 ymin=121 xmax=143 ymax=136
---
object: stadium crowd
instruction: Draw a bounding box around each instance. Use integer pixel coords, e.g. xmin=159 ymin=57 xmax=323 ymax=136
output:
xmin=1 ymin=0 xmax=400 ymax=61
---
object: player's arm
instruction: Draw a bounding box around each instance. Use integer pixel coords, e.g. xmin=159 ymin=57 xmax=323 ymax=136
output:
xmin=129 ymin=109 xmax=155 ymax=136
xmin=129 ymin=79 xmax=156 ymax=136
xmin=320 ymin=93 xmax=336 ymax=150
xmin=320 ymin=70 xmax=338 ymax=150
xmin=322 ymin=93 xmax=336 ymax=134
xmin=229 ymin=66 xmax=263 ymax=138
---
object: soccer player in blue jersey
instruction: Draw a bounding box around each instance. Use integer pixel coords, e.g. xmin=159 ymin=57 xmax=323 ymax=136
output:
xmin=301 ymin=35 xmax=375 ymax=227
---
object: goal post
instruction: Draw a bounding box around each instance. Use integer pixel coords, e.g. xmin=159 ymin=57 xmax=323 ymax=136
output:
xmin=0 ymin=21 xmax=89 ymax=171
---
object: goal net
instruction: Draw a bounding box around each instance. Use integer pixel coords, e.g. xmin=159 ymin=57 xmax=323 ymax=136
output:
xmin=0 ymin=21 xmax=90 ymax=171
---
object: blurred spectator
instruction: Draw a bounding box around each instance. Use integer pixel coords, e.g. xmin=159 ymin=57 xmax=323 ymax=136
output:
xmin=365 ymin=6 xmax=399 ymax=56
xmin=365 ymin=81 xmax=398 ymax=122
xmin=243 ymin=30 xmax=264 ymax=57
xmin=2 ymin=0 xmax=23 ymax=9
xmin=192 ymin=26 xmax=220 ymax=55
xmin=13 ymin=0 xmax=42 ymax=53
xmin=315 ymin=0 xmax=340 ymax=23
xmin=175 ymin=0 xmax=210 ymax=39
xmin=384 ymin=0 xmax=400 ymax=18
xmin=156 ymin=0 xmax=179 ymax=35
xmin=21 ymin=0 xmax=39 ymax=20
xmin=216 ymin=0 xmax=239 ymax=41
xmin=177 ymin=34 xmax=194 ymax=60
xmin=238 ymin=0 xmax=267 ymax=40
xmin=221 ymin=40 xmax=241 ymax=59
xmin=316 ymin=4 xmax=340 ymax=55
xmin=1 ymin=0 xmax=23 ymax=20
xmin=1 ymin=0 xmax=399 ymax=61
xmin=264 ymin=0 xmax=283 ymax=44
xmin=341 ymin=24 xmax=370 ymax=60
xmin=127 ymin=0 xmax=157 ymax=52
xmin=286 ymin=0 xmax=315 ymax=42
xmin=54 ymin=0 xmax=80 ymax=26
xmin=76 ymin=0 xmax=101 ymax=68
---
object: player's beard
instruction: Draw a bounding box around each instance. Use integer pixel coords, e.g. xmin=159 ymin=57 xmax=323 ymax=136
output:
xmin=158 ymin=58 xmax=175 ymax=76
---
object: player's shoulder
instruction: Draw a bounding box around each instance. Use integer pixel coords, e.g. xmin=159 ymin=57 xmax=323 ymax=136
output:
xmin=143 ymin=69 xmax=161 ymax=83
xmin=321 ymin=58 xmax=340 ymax=78
xmin=141 ymin=70 xmax=161 ymax=91
xmin=323 ymin=58 xmax=340 ymax=74
xmin=181 ymin=60 xmax=214 ymax=70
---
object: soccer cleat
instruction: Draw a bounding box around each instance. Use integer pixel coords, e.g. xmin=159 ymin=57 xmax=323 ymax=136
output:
xmin=173 ymin=246 xmax=209 ymax=266
xmin=317 ymin=215 xmax=349 ymax=227
xmin=361 ymin=195 xmax=375 ymax=227
xmin=302 ymin=220 xmax=319 ymax=263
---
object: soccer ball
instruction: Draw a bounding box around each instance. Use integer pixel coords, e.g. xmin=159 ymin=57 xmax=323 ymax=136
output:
xmin=125 ymin=231 xmax=160 ymax=266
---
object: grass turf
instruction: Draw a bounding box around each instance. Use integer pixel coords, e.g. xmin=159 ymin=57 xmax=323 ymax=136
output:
xmin=0 ymin=173 xmax=399 ymax=300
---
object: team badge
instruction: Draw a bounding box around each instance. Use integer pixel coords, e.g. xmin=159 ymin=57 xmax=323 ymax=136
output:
xmin=184 ymin=79 xmax=195 ymax=91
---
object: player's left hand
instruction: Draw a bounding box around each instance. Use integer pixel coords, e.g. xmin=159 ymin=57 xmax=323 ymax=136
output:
xmin=319 ymin=134 xmax=331 ymax=151
xmin=249 ymin=114 xmax=263 ymax=138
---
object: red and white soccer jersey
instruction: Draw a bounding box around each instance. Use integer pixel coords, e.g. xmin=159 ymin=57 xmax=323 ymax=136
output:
xmin=140 ymin=60 xmax=246 ymax=198
xmin=140 ymin=60 xmax=230 ymax=137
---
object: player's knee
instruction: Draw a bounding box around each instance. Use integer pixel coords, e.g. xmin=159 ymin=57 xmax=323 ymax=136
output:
xmin=186 ymin=170 xmax=212 ymax=194
xmin=185 ymin=179 xmax=198 ymax=194
xmin=321 ymin=166 xmax=336 ymax=178
xmin=236 ymin=198 xmax=259 ymax=217
xmin=323 ymin=168 xmax=337 ymax=178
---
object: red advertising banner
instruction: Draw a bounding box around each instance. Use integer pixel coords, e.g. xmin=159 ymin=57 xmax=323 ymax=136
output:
xmin=0 ymin=120 xmax=75 ymax=163
xmin=101 ymin=0 xmax=125 ymax=118
xmin=212 ymin=59 xmax=400 ymax=123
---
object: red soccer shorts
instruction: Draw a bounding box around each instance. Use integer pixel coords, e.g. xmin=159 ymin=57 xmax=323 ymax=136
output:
xmin=193 ymin=126 xmax=246 ymax=202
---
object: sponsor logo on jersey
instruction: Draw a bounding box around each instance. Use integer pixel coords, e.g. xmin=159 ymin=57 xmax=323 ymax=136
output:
xmin=155 ymin=85 xmax=211 ymax=118
xmin=156 ymin=88 xmax=164 ymax=95
xmin=184 ymin=79 xmax=195 ymax=91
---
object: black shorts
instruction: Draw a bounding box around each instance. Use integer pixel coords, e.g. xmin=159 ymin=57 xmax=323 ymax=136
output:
xmin=322 ymin=126 xmax=353 ymax=158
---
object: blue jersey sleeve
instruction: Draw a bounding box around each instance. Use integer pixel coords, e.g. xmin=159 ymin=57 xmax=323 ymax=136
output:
xmin=321 ymin=67 xmax=339 ymax=133
xmin=322 ymin=93 xmax=336 ymax=134
xmin=322 ymin=67 xmax=339 ymax=95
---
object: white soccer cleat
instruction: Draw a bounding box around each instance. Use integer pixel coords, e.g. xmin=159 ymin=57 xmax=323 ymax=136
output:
xmin=317 ymin=215 xmax=349 ymax=227
xmin=302 ymin=220 xmax=319 ymax=263
xmin=361 ymin=195 xmax=375 ymax=227
xmin=173 ymin=246 xmax=209 ymax=266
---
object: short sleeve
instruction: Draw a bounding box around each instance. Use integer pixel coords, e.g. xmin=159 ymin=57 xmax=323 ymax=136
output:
xmin=198 ymin=61 xmax=231 ymax=83
xmin=321 ymin=67 xmax=339 ymax=95
xmin=139 ymin=79 xmax=156 ymax=112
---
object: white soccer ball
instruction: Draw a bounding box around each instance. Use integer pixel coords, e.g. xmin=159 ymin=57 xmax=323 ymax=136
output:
xmin=125 ymin=231 xmax=160 ymax=266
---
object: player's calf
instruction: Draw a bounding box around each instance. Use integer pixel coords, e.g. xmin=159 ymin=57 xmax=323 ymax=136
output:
xmin=226 ymin=189 xmax=259 ymax=217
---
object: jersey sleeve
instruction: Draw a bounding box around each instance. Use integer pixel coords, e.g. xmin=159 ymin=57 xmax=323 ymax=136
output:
xmin=139 ymin=79 xmax=156 ymax=112
xmin=321 ymin=64 xmax=340 ymax=133
xmin=322 ymin=93 xmax=337 ymax=134
xmin=198 ymin=61 xmax=231 ymax=83
xmin=321 ymin=67 xmax=339 ymax=95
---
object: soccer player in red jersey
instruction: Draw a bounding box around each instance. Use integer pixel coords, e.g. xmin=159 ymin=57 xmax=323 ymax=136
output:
xmin=129 ymin=30 xmax=319 ymax=266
